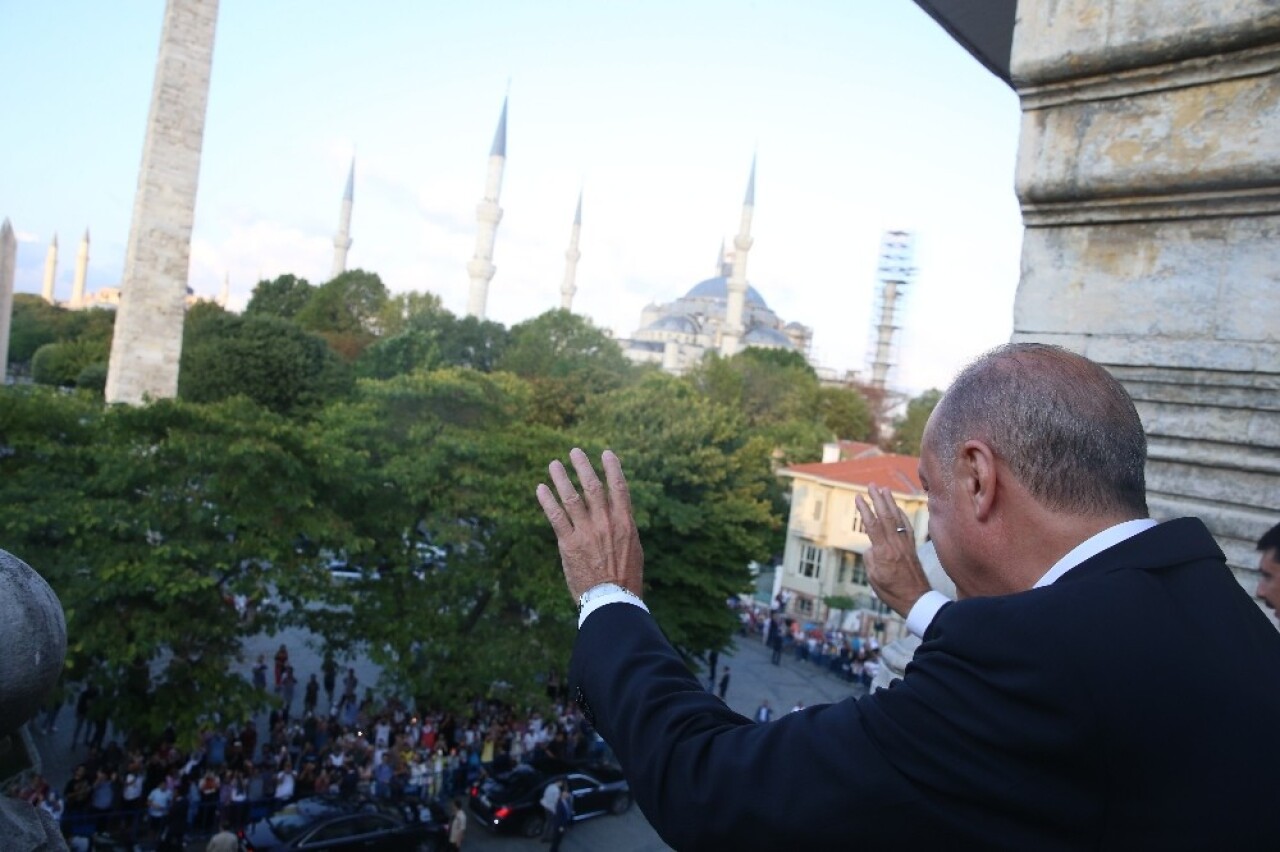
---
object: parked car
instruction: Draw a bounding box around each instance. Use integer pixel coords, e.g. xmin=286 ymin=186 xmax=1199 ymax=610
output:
xmin=237 ymin=796 xmax=448 ymax=851
xmin=469 ymin=758 xmax=632 ymax=838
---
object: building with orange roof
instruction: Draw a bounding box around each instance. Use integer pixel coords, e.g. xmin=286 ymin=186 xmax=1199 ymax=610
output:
xmin=774 ymin=453 xmax=929 ymax=638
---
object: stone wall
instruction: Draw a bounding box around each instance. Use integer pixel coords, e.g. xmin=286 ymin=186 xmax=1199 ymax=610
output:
xmin=1009 ymin=0 xmax=1280 ymax=583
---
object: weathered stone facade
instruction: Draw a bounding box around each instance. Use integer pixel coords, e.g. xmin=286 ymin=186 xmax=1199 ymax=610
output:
xmin=1009 ymin=1 xmax=1280 ymax=584
xmin=105 ymin=0 xmax=219 ymax=404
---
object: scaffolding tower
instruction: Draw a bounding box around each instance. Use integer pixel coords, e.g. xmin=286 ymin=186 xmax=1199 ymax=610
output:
xmin=867 ymin=230 xmax=915 ymax=391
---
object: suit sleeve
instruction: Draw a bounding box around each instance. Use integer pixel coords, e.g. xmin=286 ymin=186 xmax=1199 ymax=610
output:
xmin=569 ymin=600 xmax=1101 ymax=851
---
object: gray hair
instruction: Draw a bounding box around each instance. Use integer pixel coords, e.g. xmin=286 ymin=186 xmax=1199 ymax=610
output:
xmin=929 ymin=343 xmax=1148 ymax=518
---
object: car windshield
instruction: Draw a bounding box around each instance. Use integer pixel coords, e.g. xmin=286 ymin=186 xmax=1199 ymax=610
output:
xmin=267 ymin=800 xmax=346 ymax=841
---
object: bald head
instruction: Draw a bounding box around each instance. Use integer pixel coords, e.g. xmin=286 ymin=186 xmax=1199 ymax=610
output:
xmin=929 ymin=344 xmax=1148 ymax=519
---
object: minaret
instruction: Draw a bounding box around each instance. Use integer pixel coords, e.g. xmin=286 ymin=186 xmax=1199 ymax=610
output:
xmin=106 ymin=0 xmax=219 ymax=405
xmin=218 ymin=272 xmax=230 ymax=308
xmin=466 ymin=97 xmax=507 ymax=320
xmin=560 ymin=190 xmax=582 ymax=312
xmin=716 ymin=238 xmax=727 ymax=276
xmin=718 ymin=157 xmax=755 ymax=357
xmin=0 ymin=219 xmax=16 ymax=384
xmin=71 ymin=229 xmax=89 ymax=307
xmin=331 ymin=158 xmax=354 ymax=279
xmin=41 ymin=234 xmax=58 ymax=304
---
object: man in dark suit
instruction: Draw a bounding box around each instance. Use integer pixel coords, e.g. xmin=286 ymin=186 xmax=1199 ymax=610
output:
xmin=535 ymin=343 xmax=1280 ymax=849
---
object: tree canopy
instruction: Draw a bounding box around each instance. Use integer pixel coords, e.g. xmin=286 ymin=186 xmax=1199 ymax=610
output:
xmin=890 ymin=388 xmax=943 ymax=456
xmin=0 ymin=268 xmax=879 ymax=742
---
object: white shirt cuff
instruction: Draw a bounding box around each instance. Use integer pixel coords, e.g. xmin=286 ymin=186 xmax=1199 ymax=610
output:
xmin=905 ymin=590 xmax=949 ymax=638
xmin=579 ymin=590 xmax=650 ymax=628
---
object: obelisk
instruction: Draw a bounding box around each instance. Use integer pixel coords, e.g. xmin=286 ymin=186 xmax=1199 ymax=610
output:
xmin=0 ymin=220 xmax=16 ymax=384
xmin=105 ymin=0 xmax=219 ymax=405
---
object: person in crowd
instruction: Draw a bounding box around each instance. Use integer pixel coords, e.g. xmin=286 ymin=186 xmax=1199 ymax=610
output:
xmin=753 ymin=700 xmax=772 ymax=723
xmin=448 ymin=797 xmax=467 ymax=851
xmin=534 ymin=344 xmax=1280 ymax=848
xmin=539 ymin=778 xmax=562 ymax=842
xmin=548 ymin=787 xmax=574 ymax=852
xmin=273 ymin=644 xmax=289 ymax=689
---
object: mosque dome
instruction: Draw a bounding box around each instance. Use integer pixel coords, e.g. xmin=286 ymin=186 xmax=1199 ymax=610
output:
xmin=742 ymin=326 xmax=795 ymax=348
xmin=683 ymin=276 xmax=769 ymax=309
xmin=646 ymin=315 xmax=700 ymax=334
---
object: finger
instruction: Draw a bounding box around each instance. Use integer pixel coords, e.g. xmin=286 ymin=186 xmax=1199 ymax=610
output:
xmin=548 ymin=459 xmax=589 ymax=525
xmin=601 ymin=450 xmax=633 ymax=518
xmin=854 ymin=493 xmax=877 ymax=532
xmin=871 ymin=486 xmax=902 ymax=531
xmin=536 ymin=484 xmax=575 ymax=539
xmin=568 ymin=447 xmax=606 ymax=513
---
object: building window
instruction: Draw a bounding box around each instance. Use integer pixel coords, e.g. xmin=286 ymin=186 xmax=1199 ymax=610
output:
xmin=812 ymin=498 xmax=824 ymax=521
xmin=799 ymin=543 xmax=824 ymax=579
xmin=851 ymin=507 xmax=865 ymax=534
xmin=844 ymin=551 xmax=868 ymax=586
xmin=797 ymin=596 xmax=813 ymax=616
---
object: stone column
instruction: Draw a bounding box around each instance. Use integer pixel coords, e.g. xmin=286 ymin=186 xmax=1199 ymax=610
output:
xmin=1009 ymin=1 xmax=1280 ymax=585
xmin=105 ymin=0 xmax=219 ymax=405
xmin=0 ymin=220 xmax=15 ymax=384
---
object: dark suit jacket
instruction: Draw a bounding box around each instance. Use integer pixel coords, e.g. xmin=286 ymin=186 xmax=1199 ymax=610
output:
xmin=569 ymin=518 xmax=1280 ymax=850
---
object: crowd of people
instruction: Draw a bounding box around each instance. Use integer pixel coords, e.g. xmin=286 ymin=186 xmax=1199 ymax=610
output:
xmin=10 ymin=648 xmax=605 ymax=849
xmin=734 ymin=598 xmax=886 ymax=689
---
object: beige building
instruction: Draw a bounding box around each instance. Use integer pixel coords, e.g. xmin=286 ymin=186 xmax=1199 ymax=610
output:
xmin=775 ymin=446 xmax=928 ymax=640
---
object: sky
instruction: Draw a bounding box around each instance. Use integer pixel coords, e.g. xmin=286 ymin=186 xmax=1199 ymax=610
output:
xmin=0 ymin=0 xmax=1023 ymax=394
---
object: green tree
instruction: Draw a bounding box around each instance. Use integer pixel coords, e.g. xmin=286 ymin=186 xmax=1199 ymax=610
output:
xmin=244 ymin=274 xmax=313 ymax=320
xmin=307 ymin=369 xmax=570 ymax=709
xmin=376 ymin=291 xmax=444 ymax=338
xmin=816 ymin=385 xmax=876 ymax=442
xmin=358 ymin=310 xmax=510 ymax=379
xmin=580 ymin=373 xmax=777 ymax=657
xmin=498 ymin=309 xmax=635 ymax=426
xmin=0 ymin=388 xmax=345 ymax=744
xmin=890 ymin=388 xmax=943 ymax=455
xmin=7 ymin=296 xmax=114 ymax=369
xmin=31 ymin=338 xmax=109 ymax=387
xmin=179 ymin=313 xmax=353 ymax=415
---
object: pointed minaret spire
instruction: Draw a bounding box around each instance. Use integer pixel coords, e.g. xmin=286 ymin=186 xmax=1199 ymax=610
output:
xmin=218 ymin=272 xmax=230 ymax=308
xmin=719 ymin=158 xmax=756 ymax=358
xmin=71 ymin=228 xmax=90 ymax=307
xmin=467 ymin=96 xmax=508 ymax=319
xmin=0 ymin=219 xmax=17 ymax=384
xmin=42 ymin=233 xmax=58 ymax=304
xmin=560 ymin=190 xmax=583 ymax=312
xmin=331 ymin=157 xmax=355 ymax=279
xmin=490 ymin=97 xmax=508 ymax=158
xmin=716 ymin=238 xmax=726 ymax=276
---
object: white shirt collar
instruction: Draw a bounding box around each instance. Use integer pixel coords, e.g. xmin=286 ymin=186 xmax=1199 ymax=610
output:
xmin=1033 ymin=518 xmax=1159 ymax=588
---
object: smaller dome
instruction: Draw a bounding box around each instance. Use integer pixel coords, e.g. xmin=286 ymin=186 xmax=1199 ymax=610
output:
xmin=742 ymin=326 xmax=795 ymax=348
xmin=647 ymin=315 xmax=699 ymax=334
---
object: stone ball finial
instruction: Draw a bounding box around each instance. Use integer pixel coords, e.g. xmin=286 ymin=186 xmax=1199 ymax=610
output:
xmin=0 ymin=550 xmax=67 ymax=734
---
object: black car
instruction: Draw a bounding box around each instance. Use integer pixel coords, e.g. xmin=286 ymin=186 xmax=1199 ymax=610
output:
xmin=469 ymin=758 xmax=632 ymax=838
xmin=238 ymin=796 xmax=449 ymax=851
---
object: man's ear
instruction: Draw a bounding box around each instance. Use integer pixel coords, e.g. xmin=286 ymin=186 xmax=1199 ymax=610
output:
xmin=958 ymin=440 xmax=998 ymax=522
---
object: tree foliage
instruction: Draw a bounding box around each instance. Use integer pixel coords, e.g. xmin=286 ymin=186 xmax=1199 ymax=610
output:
xmin=0 ymin=388 xmax=345 ymax=744
xmin=244 ymin=274 xmax=314 ymax=320
xmin=890 ymin=388 xmax=943 ymax=456
xmin=498 ymin=310 xmax=635 ymax=427
xmin=180 ymin=312 xmax=353 ymax=415
xmin=579 ymin=373 xmax=776 ymax=657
